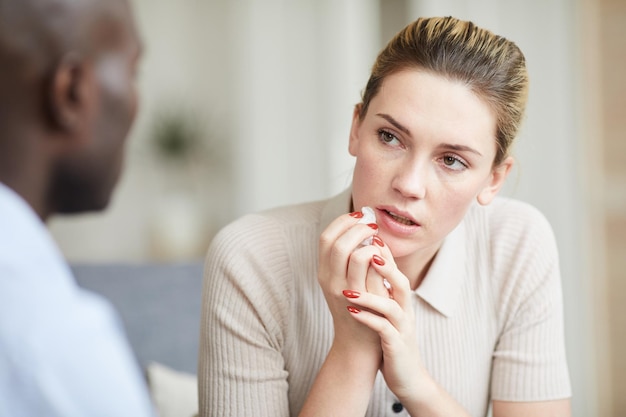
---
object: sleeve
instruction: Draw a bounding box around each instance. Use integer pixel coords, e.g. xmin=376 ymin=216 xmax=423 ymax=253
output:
xmin=198 ymin=214 xmax=293 ymax=417
xmin=1 ymin=291 xmax=156 ymax=417
xmin=490 ymin=204 xmax=572 ymax=401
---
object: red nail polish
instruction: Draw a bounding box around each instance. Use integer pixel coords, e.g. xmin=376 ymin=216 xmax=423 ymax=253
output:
xmin=367 ymin=223 xmax=378 ymax=230
xmin=343 ymin=290 xmax=360 ymax=298
xmin=372 ymin=236 xmax=384 ymax=247
xmin=347 ymin=306 xmax=360 ymax=314
xmin=350 ymin=211 xmax=364 ymax=219
xmin=372 ymin=255 xmax=385 ymax=266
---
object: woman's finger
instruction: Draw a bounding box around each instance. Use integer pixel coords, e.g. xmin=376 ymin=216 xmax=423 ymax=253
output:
xmin=343 ymin=290 xmax=407 ymax=332
xmin=346 ymin=245 xmax=380 ymax=292
xmin=367 ymin=239 xmax=413 ymax=310
xmin=344 ymin=295 xmax=401 ymax=341
xmin=365 ymin=264 xmax=389 ymax=298
xmin=318 ymin=212 xmax=378 ymax=283
xmin=318 ymin=211 xmax=363 ymax=256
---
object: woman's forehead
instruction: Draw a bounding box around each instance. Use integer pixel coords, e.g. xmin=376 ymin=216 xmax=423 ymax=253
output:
xmin=368 ymin=70 xmax=498 ymax=152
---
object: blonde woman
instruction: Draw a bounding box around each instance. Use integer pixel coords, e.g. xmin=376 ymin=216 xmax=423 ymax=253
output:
xmin=199 ymin=16 xmax=571 ymax=417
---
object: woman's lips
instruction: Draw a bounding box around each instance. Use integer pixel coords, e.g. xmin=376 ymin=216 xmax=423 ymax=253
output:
xmin=386 ymin=210 xmax=415 ymax=226
xmin=377 ymin=208 xmax=421 ymax=234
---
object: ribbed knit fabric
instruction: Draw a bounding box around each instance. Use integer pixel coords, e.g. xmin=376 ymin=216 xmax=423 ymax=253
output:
xmin=198 ymin=189 xmax=571 ymax=417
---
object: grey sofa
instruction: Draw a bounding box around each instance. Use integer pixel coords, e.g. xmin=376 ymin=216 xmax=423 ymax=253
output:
xmin=71 ymin=262 xmax=204 ymax=376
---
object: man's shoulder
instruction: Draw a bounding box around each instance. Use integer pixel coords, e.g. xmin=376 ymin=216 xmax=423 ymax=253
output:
xmin=0 ymin=281 xmax=153 ymax=416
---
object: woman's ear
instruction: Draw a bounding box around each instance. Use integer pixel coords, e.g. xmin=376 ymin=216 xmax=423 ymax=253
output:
xmin=348 ymin=103 xmax=363 ymax=157
xmin=477 ymin=156 xmax=514 ymax=205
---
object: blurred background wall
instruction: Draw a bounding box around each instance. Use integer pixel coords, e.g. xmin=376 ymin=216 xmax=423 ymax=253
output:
xmin=47 ymin=0 xmax=624 ymax=415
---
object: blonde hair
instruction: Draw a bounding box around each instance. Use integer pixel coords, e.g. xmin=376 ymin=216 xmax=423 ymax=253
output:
xmin=360 ymin=16 xmax=529 ymax=165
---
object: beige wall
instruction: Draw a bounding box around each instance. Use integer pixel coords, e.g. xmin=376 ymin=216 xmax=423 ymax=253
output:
xmin=600 ymin=0 xmax=626 ymax=414
xmin=580 ymin=0 xmax=626 ymax=415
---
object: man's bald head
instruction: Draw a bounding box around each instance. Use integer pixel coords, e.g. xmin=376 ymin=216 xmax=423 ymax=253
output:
xmin=0 ymin=0 xmax=136 ymax=123
xmin=0 ymin=0 xmax=141 ymax=220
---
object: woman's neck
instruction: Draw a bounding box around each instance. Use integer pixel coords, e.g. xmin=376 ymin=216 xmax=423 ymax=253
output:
xmin=394 ymin=244 xmax=440 ymax=291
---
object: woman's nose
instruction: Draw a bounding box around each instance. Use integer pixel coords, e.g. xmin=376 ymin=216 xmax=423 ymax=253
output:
xmin=391 ymin=159 xmax=428 ymax=200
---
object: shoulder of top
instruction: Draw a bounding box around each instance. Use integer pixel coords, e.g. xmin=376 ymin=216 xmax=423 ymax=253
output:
xmin=487 ymin=196 xmax=546 ymax=217
xmin=237 ymin=198 xmax=326 ymax=227
xmin=210 ymin=198 xmax=326 ymax=245
xmin=259 ymin=198 xmax=326 ymax=221
xmin=470 ymin=196 xmax=554 ymax=235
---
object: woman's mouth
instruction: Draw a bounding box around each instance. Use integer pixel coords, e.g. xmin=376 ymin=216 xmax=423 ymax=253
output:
xmin=384 ymin=209 xmax=417 ymax=226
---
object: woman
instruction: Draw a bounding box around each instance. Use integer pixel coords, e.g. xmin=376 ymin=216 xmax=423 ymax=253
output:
xmin=199 ymin=16 xmax=571 ymax=417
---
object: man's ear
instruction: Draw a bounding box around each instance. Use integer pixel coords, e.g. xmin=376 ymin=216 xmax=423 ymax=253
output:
xmin=348 ymin=103 xmax=363 ymax=157
xmin=477 ymin=156 xmax=514 ymax=205
xmin=47 ymin=53 xmax=90 ymax=132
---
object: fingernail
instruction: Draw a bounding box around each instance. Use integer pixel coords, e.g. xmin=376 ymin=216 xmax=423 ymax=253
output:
xmin=372 ymin=236 xmax=384 ymax=247
xmin=347 ymin=306 xmax=361 ymax=314
xmin=349 ymin=211 xmax=364 ymax=219
xmin=342 ymin=290 xmax=360 ymax=298
xmin=372 ymin=255 xmax=385 ymax=266
xmin=367 ymin=223 xmax=378 ymax=230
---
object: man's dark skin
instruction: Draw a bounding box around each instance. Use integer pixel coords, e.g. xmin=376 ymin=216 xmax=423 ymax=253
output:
xmin=0 ymin=0 xmax=142 ymax=221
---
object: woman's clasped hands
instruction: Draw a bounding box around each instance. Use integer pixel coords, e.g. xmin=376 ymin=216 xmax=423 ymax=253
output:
xmin=317 ymin=208 xmax=427 ymax=406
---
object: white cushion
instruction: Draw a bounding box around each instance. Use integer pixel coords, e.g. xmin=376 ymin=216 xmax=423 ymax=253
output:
xmin=146 ymin=362 xmax=198 ymax=417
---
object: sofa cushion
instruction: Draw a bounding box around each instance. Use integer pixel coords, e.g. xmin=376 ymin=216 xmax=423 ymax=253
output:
xmin=146 ymin=361 xmax=198 ymax=417
xmin=72 ymin=262 xmax=204 ymax=376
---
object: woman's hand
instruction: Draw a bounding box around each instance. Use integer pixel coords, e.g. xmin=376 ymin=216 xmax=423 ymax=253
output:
xmin=318 ymin=211 xmax=388 ymax=352
xmin=342 ymin=240 xmax=428 ymax=404
xmin=301 ymin=210 xmax=391 ymax=417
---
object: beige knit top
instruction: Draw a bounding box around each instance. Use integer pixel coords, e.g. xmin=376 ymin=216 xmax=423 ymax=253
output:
xmin=198 ymin=189 xmax=571 ymax=417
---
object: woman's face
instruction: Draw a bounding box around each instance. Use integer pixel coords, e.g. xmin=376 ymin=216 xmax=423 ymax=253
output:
xmin=349 ymin=69 xmax=512 ymax=263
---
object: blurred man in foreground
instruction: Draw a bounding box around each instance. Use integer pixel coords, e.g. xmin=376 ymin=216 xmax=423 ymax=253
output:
xmin=0 ymin=0 xmax=155 ymax=415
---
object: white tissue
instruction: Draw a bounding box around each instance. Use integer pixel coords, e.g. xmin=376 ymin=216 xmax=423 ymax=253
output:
xmin=357 ymin=206 xmax=377 ymax=246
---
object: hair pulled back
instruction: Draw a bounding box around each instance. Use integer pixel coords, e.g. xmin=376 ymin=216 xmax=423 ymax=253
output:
xmin=360 ymin=16 xmax=529 ymax=165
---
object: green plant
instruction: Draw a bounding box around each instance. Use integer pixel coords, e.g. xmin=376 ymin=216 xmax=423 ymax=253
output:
xmin=151 ymin=109 xmax=203 ymax=161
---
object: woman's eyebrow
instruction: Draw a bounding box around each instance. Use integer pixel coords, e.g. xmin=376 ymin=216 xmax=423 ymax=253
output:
xmin=376 ymin=113 xmax=484 ymax=156
xmin=376 ymin=113 xmax=411 ymax=136
xmin=438 ymin=143 xmax=483 ymax=156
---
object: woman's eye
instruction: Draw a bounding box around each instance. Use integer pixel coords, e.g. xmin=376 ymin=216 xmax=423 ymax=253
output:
xmin=441 ymin=155 xmax=468 ymax=171
xmin=378 ymin=129 xmax=399 ymax=144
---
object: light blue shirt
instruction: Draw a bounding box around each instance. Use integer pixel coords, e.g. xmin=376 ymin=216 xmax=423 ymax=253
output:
xmin=0 ymin=183 xmax=155 ymax=417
